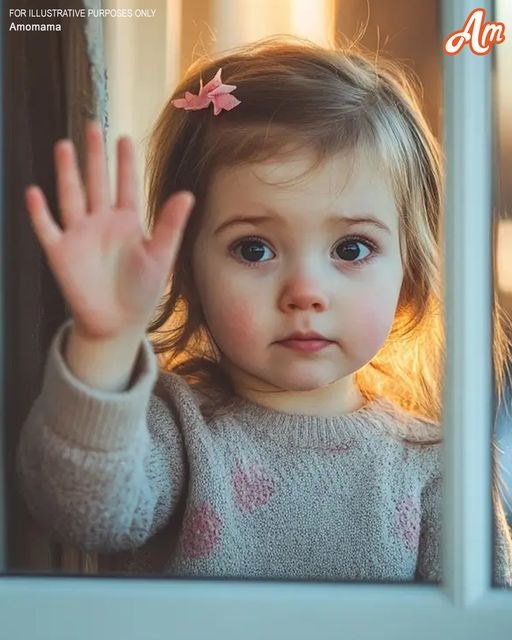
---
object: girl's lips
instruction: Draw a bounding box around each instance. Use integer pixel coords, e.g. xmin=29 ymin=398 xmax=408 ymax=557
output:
xmin=277 ymin=339 xmax=333 ymax=353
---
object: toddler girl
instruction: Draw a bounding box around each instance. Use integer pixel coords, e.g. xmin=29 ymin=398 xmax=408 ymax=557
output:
xmin=17 ymin=35 xmax=512 ymax=584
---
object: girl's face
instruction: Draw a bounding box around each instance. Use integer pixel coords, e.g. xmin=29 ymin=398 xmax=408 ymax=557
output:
xmin=192 ymin=147 xmax=404 ymax=412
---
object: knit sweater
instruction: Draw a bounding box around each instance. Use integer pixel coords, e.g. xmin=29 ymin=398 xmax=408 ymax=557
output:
xmin=16 ymin=319 xmax=512 ymax=585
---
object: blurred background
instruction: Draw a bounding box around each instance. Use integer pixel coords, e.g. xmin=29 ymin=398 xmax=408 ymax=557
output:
xmin=5 ymin=0 xmax=512 ymax=575
xmin=496 ymin=0 xmax=512 ymax=316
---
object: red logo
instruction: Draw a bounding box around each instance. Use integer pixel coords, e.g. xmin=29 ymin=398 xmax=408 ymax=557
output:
xmin=443 ymin=7 xmax=506 ymax=55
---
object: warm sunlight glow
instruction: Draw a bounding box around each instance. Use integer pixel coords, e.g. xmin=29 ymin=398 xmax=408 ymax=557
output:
xmin=498 ymin=219 xmax=512 ymax=293
xmin=212 ymin=0 xmax=333 ymax=50
xmin=496 ymin=0 xmax=512 ymax=151
xmin=290 ymin=0 xmax=335 ymax=47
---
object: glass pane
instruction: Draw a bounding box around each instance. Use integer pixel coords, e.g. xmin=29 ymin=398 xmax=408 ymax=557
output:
xmin=493 ymin=0 xmax=512 ymax=590
xmin=7 ymin=0 xmax=446 ymax=586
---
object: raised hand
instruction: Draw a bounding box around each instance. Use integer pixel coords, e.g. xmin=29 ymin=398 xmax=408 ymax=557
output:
xmin=25 ymin=121 xmax=195 ymax=342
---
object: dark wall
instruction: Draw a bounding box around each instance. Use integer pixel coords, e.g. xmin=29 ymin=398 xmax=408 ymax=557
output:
xmin=4 ymin=0 xmax=96 ymax=571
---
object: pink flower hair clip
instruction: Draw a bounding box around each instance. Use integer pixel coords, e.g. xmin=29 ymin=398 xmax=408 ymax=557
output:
xmin=171 ymin=67 xmax=241 ymax=116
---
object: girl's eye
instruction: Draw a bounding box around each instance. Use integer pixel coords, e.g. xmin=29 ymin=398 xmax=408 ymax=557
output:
xmin=231 ymin=237 xmax=275 ymax=264
xmin=332 ymin=238 xmax=376 ymax=265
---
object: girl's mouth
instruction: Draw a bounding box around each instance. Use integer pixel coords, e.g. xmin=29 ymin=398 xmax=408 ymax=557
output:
xmin=276 ymin=339 xmax=333 ymax=353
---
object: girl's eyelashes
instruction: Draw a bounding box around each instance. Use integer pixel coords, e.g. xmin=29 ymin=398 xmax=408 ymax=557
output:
xmin=228 ymin=235 xmax=380 ymax=268
xmin=230 ymin=235 xmax=275 ymax=266
xmin=332 ymin=235 xmax=380 ymax=266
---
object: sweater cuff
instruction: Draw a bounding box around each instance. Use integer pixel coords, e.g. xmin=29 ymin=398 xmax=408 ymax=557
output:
xmin=40 ymin=319 xmax=159 ymax=451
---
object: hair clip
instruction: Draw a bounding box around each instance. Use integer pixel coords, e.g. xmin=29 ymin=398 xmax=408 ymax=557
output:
xmin=171 ymin=67 xmax=241 ymax=116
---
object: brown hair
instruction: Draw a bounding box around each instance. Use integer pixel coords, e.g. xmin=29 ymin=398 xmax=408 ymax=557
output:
xmin=143 ymin=34 xmax=511 ymax=443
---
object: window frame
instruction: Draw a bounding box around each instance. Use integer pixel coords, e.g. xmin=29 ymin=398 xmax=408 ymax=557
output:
xmin=1 ymin=0 xmax=511 ymax=637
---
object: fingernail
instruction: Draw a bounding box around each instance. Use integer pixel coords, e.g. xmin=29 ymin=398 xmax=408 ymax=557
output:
xmin=182 ymin=192 xmax=195 ymax=207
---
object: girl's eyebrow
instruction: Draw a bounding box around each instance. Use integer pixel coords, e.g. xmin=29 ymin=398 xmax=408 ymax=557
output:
xmin=213 ymin=213 xmax=392 ymax=235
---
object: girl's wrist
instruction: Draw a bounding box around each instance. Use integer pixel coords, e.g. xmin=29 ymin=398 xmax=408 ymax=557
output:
xmin=63 ymin=322 xmax=146 ymax=393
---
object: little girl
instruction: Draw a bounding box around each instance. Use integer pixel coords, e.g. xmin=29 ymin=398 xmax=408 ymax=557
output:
xmin=17 ymin=35 xmax=512 ymax=584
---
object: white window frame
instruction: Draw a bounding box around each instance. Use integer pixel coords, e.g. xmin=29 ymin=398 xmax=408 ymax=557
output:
xmin=1 ymin=1 xmax=511 ymax=637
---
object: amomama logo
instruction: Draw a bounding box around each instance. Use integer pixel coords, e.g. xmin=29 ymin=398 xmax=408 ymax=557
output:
xmin=443 ymin=7 xmax=506 ymax=55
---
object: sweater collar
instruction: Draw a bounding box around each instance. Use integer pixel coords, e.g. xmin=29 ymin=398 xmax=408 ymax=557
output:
xmin=225 ymin=394 xmax=413 ymax=447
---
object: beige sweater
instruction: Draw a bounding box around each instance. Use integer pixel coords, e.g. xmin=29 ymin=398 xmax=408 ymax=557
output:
xmin=16 ymin=319 xmax=512 ymax=584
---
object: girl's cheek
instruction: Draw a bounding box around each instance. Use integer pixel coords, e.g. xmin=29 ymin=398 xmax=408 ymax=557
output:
xmin=209 ymin=298 xmax=261 ymax=351
xmin=350 ymin=297 xmax=398 ymax=354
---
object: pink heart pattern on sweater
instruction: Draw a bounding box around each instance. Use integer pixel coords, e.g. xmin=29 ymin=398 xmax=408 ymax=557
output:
xmin=181 ymin=503 xmax=223 ymax=558
xmin=231 ymin=460 xmax=276 ymax=513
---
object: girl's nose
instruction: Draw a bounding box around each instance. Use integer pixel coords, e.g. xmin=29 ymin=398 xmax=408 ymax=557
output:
xmin=278 ymin=276 xmax=330 ymax=312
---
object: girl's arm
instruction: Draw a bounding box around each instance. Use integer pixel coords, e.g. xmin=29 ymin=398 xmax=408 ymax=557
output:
xmin=16 ymin=318 xmax=187 ymax=552
xmin=16 ymin=121 xmax=194 ymax=553
xmin=415 ymin=471 xmax=512 ymax=587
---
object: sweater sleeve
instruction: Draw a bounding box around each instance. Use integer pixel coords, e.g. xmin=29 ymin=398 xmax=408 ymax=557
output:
xmin=16 ymin=319 xmax=187 ymax=553
xmin=415 ymin=471 xmax=512 ymax=587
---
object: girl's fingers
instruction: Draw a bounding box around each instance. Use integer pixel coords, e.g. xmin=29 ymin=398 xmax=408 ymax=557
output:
xmin=25 ymin=185 xmax=63 ymax=250
xmin=86 ymin=120 xmax=111 ymax=212
xmin=116 ymin=136 xmax=138 ymax=211
xmin=54 ymin=140 xmax=87 ymax=227
xmin=145 ymin=192 xmax=195 ymax=267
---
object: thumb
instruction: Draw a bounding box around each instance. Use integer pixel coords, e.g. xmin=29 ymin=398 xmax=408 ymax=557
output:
xmin=145 ymin=191 xmax=195 ymax=267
